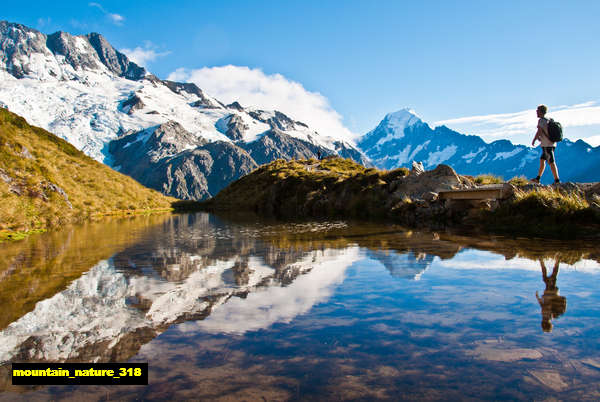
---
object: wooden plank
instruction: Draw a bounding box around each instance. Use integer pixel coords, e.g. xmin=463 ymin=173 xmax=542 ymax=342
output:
xmin=439 ymin=189 xmax=503 ymax=200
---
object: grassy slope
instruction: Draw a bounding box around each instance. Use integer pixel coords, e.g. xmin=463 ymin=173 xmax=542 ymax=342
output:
xmin=205 ymin=157 xmax=409 ymax=219
xmin=0 ymin=108 xmax=176 ymax=238
xmin=204 ymin=158 xmax=600 ymax=238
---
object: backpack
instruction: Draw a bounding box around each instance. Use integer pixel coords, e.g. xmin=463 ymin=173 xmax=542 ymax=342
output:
xmin=547 ymin=118 xmax=563 ymax=143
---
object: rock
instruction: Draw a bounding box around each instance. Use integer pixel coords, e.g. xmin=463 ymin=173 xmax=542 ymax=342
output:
xmin=499 ymin=183 xmax=516 ymax=199
xmin=392 ymin=164 xmax=471 ymax=200
xmin=585 ymin=182 xmax=600 ymax=200
xmin=556 ymin=181 xmax=583 ymax=195
xmin=47 ymin=31 xmax=103 ymax=72
xmin=217 ymin=114 xmax=249 ymax=141
xmin=241 ymin=129 xmax=324 ymax=166
xmin=590 ymin=194 xmax=600 ymax=213
xmin=121 ymin=93 xmax=145 ymax=115
xmin=423 ymin=191 xmax=438 ymax=202
xmin=248 ymin=110 xmax=297 ymax=131
xmin=9 ymin=183 xmax=24 ymax=196
xmin=43 ymin=181 xmax=73 ymax=209
xmin=0 ymin=168 xmax=12 ymax=183
xmin=20 ymin=146 xmax=33 ymax=159
xmin=109 ymin=122 xmax=257 ymax=200
xmin=226 ymin=101 xmax=244 ymax=111
xmin=411 ymin=161 xmax=425 ymax=175
xmin=161 ymin=80 xmax=222 ymax=108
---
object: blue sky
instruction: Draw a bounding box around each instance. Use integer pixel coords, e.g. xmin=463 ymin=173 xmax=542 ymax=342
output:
xmin=3 ymin=1 xmax=600 ymax=145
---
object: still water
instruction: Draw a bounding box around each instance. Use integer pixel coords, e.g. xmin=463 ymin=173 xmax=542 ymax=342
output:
xmin=1 ymin=213 xmax=599 ymax=401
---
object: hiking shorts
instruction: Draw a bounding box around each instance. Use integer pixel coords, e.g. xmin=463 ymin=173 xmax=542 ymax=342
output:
xmin=540 ymin=147 xmax=555 ymax=164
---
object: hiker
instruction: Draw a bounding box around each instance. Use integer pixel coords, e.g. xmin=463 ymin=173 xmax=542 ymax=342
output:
xmin=535 ymin=259 xmax=567 ymax=333
xmin=531 ymin=104 xmax=560 ymax=184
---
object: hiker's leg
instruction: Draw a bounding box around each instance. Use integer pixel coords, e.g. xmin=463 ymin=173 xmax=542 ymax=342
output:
xmin=550 ymin=162 xmax=559 ymax=181
xmin=540 ymin=260 xmax=548 ymax=280
xmin=537 ymin=158 xmax=545 ymax=177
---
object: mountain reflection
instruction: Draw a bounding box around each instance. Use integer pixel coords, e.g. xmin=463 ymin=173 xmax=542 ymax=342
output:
xmin=536 ymin=260 xmax=567 ymax=333
xmin=0 ymin=214 xmax=362 ymax=368
xmin=367 ymin=250 xmax=435 ymax=280
xmin=1 ymin=212 xmax=599 ymax=379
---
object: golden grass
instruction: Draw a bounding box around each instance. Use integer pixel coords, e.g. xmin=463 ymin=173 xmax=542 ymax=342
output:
xmin=512 ymin=187 xmax=589 ymax=213
xmin=0 ymin=109 xmax=176 ymax=236
xmin=508 ymin=176 xmax=529 ymax=186
xmin=484 ymin=186 xmax=598 ymax=238
xmin=474 ymin=174 xmax=504 ymax=185
xmin=205 ymin=157 xmax=409 ymax=220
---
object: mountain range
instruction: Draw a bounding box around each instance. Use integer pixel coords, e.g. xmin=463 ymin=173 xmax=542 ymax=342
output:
xmin=1 ymin=20 xmax=598 ymax=200
xmin=359 ymin=108 xmax=600 ymax=184
xmin=0 ymin=21 xmax=366 ymax=199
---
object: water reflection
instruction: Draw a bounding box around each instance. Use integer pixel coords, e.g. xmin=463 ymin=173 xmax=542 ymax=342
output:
xmin=0 ymin=214 xmax=364 ymax=368
xmin=1 ymin=213 xmax=600 ymax=399
xmin=367 ymin=250 xmax=435 ymax=280
xmin=536 ymin=260 xmax=567 ymax=333
xmin=0 ymin=214 xmax=171 ymax=331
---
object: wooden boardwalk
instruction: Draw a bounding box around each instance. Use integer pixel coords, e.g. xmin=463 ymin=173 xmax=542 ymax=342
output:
xmin=438 ymin=184 xmax=513 ymax=200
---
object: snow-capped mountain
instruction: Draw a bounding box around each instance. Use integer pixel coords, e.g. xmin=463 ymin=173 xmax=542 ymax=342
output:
xmin=358 ymin=108 xmax=600 ymax=183
xmin=0 ymin=21 xmax=367 ymax=199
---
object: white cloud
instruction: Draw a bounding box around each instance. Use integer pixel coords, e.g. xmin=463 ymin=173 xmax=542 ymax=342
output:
xmin=108 ymin=13 xmax=125 ymax=25
xmin=167 ymin=65 xmax=358 ymax=143
xmin=89 ymin=2 xmax=125 ymax=26
xmin=121 ymin=42 xmax=170 ymax=67
xmin=435 ymin=101 xmax=600 ymax=147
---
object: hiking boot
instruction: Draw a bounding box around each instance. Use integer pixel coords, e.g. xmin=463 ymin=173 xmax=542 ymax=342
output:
xmin=554 ymin=179 xmax=560 ymax=184
xmin=530 ymin=176 xmax=540 ymax=184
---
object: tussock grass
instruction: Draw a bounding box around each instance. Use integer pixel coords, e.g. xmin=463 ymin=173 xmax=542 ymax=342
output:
xmin=205 ymin=157 xmax=404 ymax=219
xmin=512 ymin=187 xmax=589 ymax=214
xmin=485 ymin=187 xmax=599 ymax=238
xmin=0 ymin=109 xmax=176 ymax=238
xmin=508 ymin=176 xmax=529 ymax=186
xmin=474 ymin=174 xmax=504 ymax=185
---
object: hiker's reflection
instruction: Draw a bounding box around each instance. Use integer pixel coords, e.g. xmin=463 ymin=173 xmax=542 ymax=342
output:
xmin=536 ymin=259 xmax=567 ymax=332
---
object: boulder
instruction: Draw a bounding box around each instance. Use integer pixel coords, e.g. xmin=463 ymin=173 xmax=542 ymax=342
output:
xmin=392 ymin=164 xmax=472 ymax=200
xmin=411 ymin=161 xmax=425 ymax=175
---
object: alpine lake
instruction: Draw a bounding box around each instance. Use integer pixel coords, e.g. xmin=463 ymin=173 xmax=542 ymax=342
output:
xmin=1 ymin=212 xmax=599 ymax=401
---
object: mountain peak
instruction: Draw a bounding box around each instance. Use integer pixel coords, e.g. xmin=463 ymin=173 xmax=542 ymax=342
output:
xmin=383 ymin=108 xmax=422 ymax=130
xmin=0 ymin=21 xmax=146 ymax=80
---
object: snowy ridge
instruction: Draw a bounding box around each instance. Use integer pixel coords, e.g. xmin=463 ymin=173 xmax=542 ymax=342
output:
xmin=0 ymin=248 xmax=359 ymax=363
xmin=0 ymin=21 xmax=363 ymax=164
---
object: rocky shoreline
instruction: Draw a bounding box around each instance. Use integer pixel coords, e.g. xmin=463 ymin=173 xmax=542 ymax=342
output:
xmin=198 ymin=158 xmax=600 ymax=239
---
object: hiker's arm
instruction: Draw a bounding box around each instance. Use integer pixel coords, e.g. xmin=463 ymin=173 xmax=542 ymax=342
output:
xmin=532 ymin=128 xmax=541 ymax=146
